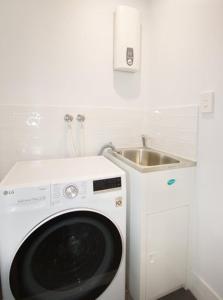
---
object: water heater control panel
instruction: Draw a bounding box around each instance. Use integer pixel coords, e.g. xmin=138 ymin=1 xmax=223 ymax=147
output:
xmin=126 ymin=47 xmax=134 ymax=66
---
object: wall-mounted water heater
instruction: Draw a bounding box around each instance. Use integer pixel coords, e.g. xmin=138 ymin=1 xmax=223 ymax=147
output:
xmin=114 ymin=6 xmax=141 ymax=73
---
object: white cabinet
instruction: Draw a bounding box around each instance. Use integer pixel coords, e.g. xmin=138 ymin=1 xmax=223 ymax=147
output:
xmin=105 ymin=152 xmax=196 ymax=300
xmin=134 ymin=167 xmax=195 ymax=300
xmin=146 ymin=207 xmax=189 ymax=299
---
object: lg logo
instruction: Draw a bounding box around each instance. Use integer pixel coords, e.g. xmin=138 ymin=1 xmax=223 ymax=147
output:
xmin=3 ymin=190 xmax=14 ymax=196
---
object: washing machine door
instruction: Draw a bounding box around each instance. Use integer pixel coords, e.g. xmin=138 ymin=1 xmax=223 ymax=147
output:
xmin=10 ymin=211 xmax=123 ymax=300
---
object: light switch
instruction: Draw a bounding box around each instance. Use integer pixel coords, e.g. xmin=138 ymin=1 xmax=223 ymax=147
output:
xmin=200 ymin=91 xmax=215 ymax=113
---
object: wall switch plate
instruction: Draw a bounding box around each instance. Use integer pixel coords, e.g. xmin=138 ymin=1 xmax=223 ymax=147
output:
xmin=200 ymin=91 xmax=215 ymax=113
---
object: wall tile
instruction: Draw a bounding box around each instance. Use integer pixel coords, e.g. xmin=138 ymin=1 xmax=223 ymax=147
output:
xmin=0 ymin=104 xmax=198 ymax=180
xmin=144 ymin=105 xmax=198 ymax=160
xmin=0 ymin=105 xmax=143 ymax=179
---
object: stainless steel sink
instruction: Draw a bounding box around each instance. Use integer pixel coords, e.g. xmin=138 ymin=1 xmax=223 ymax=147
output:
xmin=117 ymin=149 xmax=180 ymax=166
xmin=107 ymin=147 xmax=196 ymax=173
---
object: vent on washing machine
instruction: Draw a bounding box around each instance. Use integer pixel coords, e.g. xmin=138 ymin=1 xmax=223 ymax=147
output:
xmin=93 ymin=177 xmax=122 ymax=192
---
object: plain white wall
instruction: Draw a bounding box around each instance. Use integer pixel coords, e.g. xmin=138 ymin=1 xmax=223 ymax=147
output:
xmin=0 ymin=0 xmax=151 ymax=180
xmin=147 ymin=0 xmax=223 ymax=298
xmin=0 ymin=0 xmax=149 ymax=108
xmin=147 ymin=0 xmax=220 ymax=108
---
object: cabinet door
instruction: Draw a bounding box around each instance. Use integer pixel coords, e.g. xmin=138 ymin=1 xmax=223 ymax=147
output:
xmin=144 ymin=168 xmax=195 ymax=214
xmin=146 ymin=207 xmax=189 ymax=300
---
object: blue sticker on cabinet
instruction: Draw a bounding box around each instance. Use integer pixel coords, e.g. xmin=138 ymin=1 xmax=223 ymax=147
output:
xmin=167 ymin=179 xmax=176 ymax=186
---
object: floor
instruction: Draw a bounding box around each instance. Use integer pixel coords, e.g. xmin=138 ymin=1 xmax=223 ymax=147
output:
xmin=158 ymin=288 xmax=197 ymax=300
xmin=126 ymin=288 xmax=196 ymax=300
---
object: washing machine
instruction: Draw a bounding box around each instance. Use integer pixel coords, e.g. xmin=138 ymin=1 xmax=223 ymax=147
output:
xmin=0 ymin=156 xmax=126 ymax=300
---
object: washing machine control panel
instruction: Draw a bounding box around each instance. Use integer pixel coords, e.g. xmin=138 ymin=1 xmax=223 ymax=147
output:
xmin=51 ymin=182 xmax=87 ymax=205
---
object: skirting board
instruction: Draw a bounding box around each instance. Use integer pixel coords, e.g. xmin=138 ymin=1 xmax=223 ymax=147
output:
xmin=189 ymin=272 xmax=222 ymax=300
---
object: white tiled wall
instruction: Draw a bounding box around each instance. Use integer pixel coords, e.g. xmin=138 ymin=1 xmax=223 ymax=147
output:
xmin=0 ymin=105 xmax=143 ymax=180
xmin=143 ymin=105 xmax=198 ymax=160
xmin=0 ymin=104 xmax=198 ymax=180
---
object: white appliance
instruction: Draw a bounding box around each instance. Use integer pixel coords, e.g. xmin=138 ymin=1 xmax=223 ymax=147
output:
xmin=0 ymin=156 xmax=126 ymax=300
xmin=114 ymin=5 xmax=141 ymax=72
xmin=106 ymin=151 xmax=196 ymax=300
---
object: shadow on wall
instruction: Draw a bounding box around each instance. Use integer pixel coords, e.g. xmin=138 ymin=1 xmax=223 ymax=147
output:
xmin=113 ymin=71 xmax=141 ymax=99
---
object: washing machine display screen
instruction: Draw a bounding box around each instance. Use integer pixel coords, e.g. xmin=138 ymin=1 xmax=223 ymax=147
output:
xmin=93 ymin=177 xmax=122 ymax=192
xmin=10 ymin=211 xmax=122 ymax=300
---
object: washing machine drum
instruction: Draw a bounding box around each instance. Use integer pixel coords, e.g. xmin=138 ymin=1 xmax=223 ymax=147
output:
xmin=10 ymin=211 xmax=123 ymax=300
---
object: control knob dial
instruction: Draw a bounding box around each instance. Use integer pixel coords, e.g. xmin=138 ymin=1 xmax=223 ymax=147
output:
xmin=64 ymin=185 xmax=79 ymax=199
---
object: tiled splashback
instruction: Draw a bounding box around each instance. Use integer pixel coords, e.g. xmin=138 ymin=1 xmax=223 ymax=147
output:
xmin=0 ymin=105 xmax=143 ymax=180
xmin=144 ymin=105 xmax=198 ymax=160
xmin=0 ymin=105 xmax=198 ymax=180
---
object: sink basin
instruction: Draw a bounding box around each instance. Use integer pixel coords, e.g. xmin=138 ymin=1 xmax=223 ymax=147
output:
xmin=117 ymin=149 xmax=180 ymax=166
xmin=106 ymin=147 xmax=196 ymax=173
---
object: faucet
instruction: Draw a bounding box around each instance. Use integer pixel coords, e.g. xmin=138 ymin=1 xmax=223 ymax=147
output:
xmin=98 ymin=142 xmax=117 ymax=155
xmin=141 ymin=135 xmax=147 ymax=148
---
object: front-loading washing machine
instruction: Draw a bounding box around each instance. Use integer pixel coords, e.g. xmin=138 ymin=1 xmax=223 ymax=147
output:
xmin=0 ymin=156 xmax=126 ymax=300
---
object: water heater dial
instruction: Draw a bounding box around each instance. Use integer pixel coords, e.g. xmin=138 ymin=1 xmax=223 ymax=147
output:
xmin=64 ymin=185 xmax=79 ymax=199
xmin=126 ymin=47 xmax=134 ymax=66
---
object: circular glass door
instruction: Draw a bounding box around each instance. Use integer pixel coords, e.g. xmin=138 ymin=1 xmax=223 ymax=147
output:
xmin=10 ymin=211 xmax=123 ymax=300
